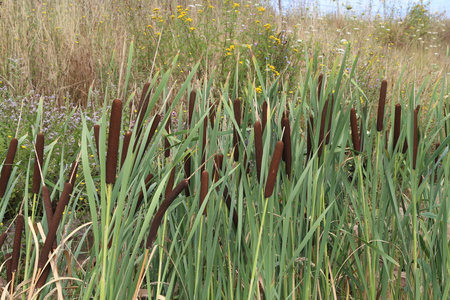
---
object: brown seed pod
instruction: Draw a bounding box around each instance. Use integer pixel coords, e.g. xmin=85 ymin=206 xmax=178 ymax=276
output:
xmin=223 ymin=186 xmax=239 ymax=228
xmin=393 ymin=104 xmax=402 ymax=151
xmin=143 ymin=114 xmax=162 ymax=151
xmin=11 ymin=214 xmax=24 ymax=273
xmin=42 ymin=185 xmax=53 ymax=226
xmin=350 ymin=108 xmax=360 ymax=153
xmin=233 ymin=98 xmax=241 ymax=162
xmin=209 ymin=101 xmax=217 ymax=128
xmin=33 ymin=133 xmax=45 ymax=194
xmin=317 ymin=73 xmax=324 ymax=100
xmin=5 ymin=253 xmax=12 ymax=282
xmin=121 ymin=131 xmax=132 ymax=168
xmin=281 ymin=117 xmax=292 ymax=179
xmin=262 ymin=101 xmax=268 ymax=132
xmin=0 ymin=138 xmax=18 ymax=198
xmin=413 ymin=105 xmax=420 ymax=170
xmin=93 ymin=124 xmax=100 ymax=159
xmin=213 ymin=154 xmax=224 ymax=182
xmin=254 ymin=121 xmax=263 ymax=180
xmin=146 ymin=179 xmax=189 ymax=249
xmin=106 ymin=99 xmax=123 ymax=184
xmin=165 ymin=167 xmax=176 ymax=198
xmin=188 ymin=90 xmax=196 ymax=127
xmin=164 ymin=107 xmax=171 ymax=158
xmin=264 ymin=141 xmax=284 ymax=198
xmin=136 ymin=82 xmax=151 ymax=139
xmin=377 ymin=80 xmax=388 ymax=132
xmin=307 ymin=115 xmax=314 ymax=160
xmin=200 ymin=170 xmax=209 ymax=215
xmin=0 ymin=231 xmax=7 ymax=249
xmin=201 ymin=117 xmax=208 ymax=171
xmin=184 ymin=154 xmax=191 ymax=196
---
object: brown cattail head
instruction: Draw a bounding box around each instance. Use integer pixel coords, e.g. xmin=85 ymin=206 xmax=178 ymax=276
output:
xmin=209 ymin=101 xmax=217 ymax=128
xmin=307 ymin=115 xmax=314 ymax=159
xmin=11 ymin=214 xmax=24 ymax=273
xmin=143 ymin=114 xmax=162 ymax=151
xmin=33 ymin=133 xmax=45 ymax=194
xmin=376 ymin=79 xmax=388 ymax=132
xmin=93 ymin=124 xmax=100 ymax=159
xmin=201 ymin=116 xmax=208 ymax=171
xmin=0 ymin=138 xmax=18 ymax=198
xmin=254 ymin=121 xmax=263 ymax=180
xmin=262 ymin=101 xmax=268 ymax=132
xmin=136 ymin=82 xmax=151 ymax=139
xmin=318 ymin=100 xmax=329 ymax=158
xmin=413 ymin=105 xmax=420 ymax=169
xmin=350 ymin=108 xmax=360 ymax=153
xmin=233 ymin=98 xmax=242 ymax=162
xmin=5 ymin=253 xmax=12 ymax=282
xmin=200 ymin=170 xmax=209 ymax=215
xmin=165 ymin=167 xmax=176 ymax=198
xmin=0 ymin=231 xmax=7 ymax=249
xmin=42 ymin=185 xmax=53 ymax=226
xmin=188 ymin=90 xmax=196 ymax=127
xmin=106 ymin=99 xmax=123 ymax=184
xmin=121 ymin=131 xmax=132 ymax=168
xmin=264 ymin=141 xmax=284 ymax=198
xmin=281 ymin=117 xmax=292 ymax=179
xmin=146 ymin=179 xmax=189 ymax=249
xmin=213 ymin=154 xmax=224 ymax=182
xmin=393 ymin=104 xmax=402 ymax=151
xmin=317 ymin=73 xmax=324 ymax=100
xmin=164 ymin=108 xmax=171 ymax=158
xmin=136 ymin=173 xmax=154 ymax=210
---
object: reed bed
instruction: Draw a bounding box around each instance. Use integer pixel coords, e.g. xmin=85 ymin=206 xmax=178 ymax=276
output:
xmin=0 ymin=46 xmax=449 ymax=300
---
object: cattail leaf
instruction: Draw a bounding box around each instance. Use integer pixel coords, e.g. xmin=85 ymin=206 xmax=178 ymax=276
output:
xmin=135 ymin=82 xmax=151 ymax=140
xmin=264 ymin=141 xmax=284 ymax=198
xmin=262 ymin=101 xmax=268 ymax=132
xmin=33 ymin=133 xmax=45 ymax=194
xmin=136 ymin=173 xmax=154 ymax=211
xmin=213 ymin=154 xmax=224 ymax=182
xmin=317 ymin=73 xmax=324 ymax=100
xmin=0 ymin=138 xmax=18 ymax=198
xmin=350 ymin=108 xmax=360 ymax=153
xmin=106 ymin=99 xmax=123 ymax=184
xmin=143 ymin=114 xmax=162 ymax=151
xmin=318 ymin=100 xmax=328 ymax=158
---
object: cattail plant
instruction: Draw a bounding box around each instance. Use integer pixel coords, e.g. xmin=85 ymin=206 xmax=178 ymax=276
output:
xmin=188 ymin=90 xmax=196 ymax=128
xmin=233 ymin=98 xmax=242 ymax=162
xmin=200 ymin=170 xmax=209 ymax=215
xmin=5 ymin=253 xmax=12 ymax=283
xmin=209 ymin=100 xmax=217 ymax=128
xmin=213 ymin=154 xmax=224 ymax=182
xmin=165 ymin=167 xmax=176 ymax=198
xmin=0 ymin=138 xmax=18 ymax=198
xmin=121 ymin=131 xmax=132 ymax=168
xmin=264 ymin=141 xmax=284 ymax=198
xmin=307 ymin=115 xmax=314 ymax=160
xmin=325 ymin=95 xmax=334 ymax=145
xmin=281 ymin=117 xmax=292 ymax=179
xmin=37 ymin=182 xmax=73 ymax=288
xmin=262 ymin=101 xmax=268 ymax=132
xmin=413 ymin=105 xmax=420 ymax=170
xmin=106 ymin=99 xmax=123 ymax=185
xmin=10 ymin=214 xmax=24 ymax=290
xmin=0 ymin=231 xmax=6 ymax=249
xmin=68 ymin=161 xmax=78 ymax=187
xmin=184 ymin=155 xmax=191 ymax=197
xmin=164 ymin=104 xmax=171 ymax=158
xmin=42 ymin=185 xmax=53 ymax=227
xmin=201 ymin=116 xmax=208 ymax=171
xmin=135 ymin=82 xmax=151 ymax=140
xmin=318 ymin=100 xmax=328 ymax=158
xmin=32 ymin=133 xmax=44 ymax=194
xmin=376 ymin=80 xmax=387 ymax=132
xmin=254 ymin=121 xmax=263 ymax=180
xmin=146 ymin=179 xmax=188 ymax=249
xmin=350 ymin=108 xmax=360 ymax=153
xmin=94 ymin=124 xmax=100 ymax=159
xmin=143 ymin=114 xmax=161 ymax=151
xmin=317 ymin=73 xmax=324 ymax=101
xmin=136 ymin=173 xmax=154 ymax=211
xmin=393 ymin=104 xmax=402 ymax=151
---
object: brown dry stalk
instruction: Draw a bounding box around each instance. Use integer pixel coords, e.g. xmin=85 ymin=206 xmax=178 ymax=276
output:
xmin=413 ymin=105 xmax=420 ymax=170
xmin=121 ymin=131 xmax=132 ymax=168
xmin=200 ymin=170 xmax=209 ymax=215
xmin=165 ymin=106 xmax=171 ymax=158
xmin=68 ymin=161 xmax=78 ymax=187
xmin=136 ymin=173 xmax=154 ymax=210
xmin=33 ymin=133 xmax=45 ymax=194
xmin=37 ymin=182 xmax=73 ymax=288
xmin=318 ymin=100 xmax=328 ymax=158
xmin=0 ymin=231 xmax=6 ymax=249
xmin=188 ymin=90 xmax=196 ymax=127
xmin=393 ymin=104 xmax=402 ymax=151
xmin=143 ymin=114 xmax=162 ymax=151
xmin=106 ymin=99 xmax=123 ymax=184
xmin=11 ymin=214 xmax=24 ymax=273
xmin=262 ymin=101 xmax=268 ymax=132
xmin=146 ymin=179 xmax=189 ymax=249
xmin=42 ymin=185 xmax=53 ymax=227
xmin=165 ymin=167 xmax=176 ymax=198
xmin=376 ymin=80 xmax=388 ymax=132
xmin=93 ymin=124 xmax=100 ymax=159
xmin=209 ymin=101 xmax=217 ymax=127
xmin=233 ymin=98 xmax=242 ymax=162
xmin=281 ymin=117 xmax=292 ymax=179
xmin=317 ymin=73 xmax=324 ymax=100
xmin=264 ymin=141 xmax=284 ymax=198
xmin=350 ymin=108 xmax=360 ymax=153
xmin=307 ymin=115 xmax=314 ymax=160
xmin=213 ymin=154 xmax=224 ymax=182
xmin=0 ymin=138 xmax=18 ymax=198
xmin=135 ymin=82 xmax=151 ymax=140
xmin=254 ymin=121 xmax=263 ymax=180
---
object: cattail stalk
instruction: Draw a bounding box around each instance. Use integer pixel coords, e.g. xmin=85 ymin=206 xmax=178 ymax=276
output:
xmin=413 ymin=105 xmax=420 ymax=170
xmin=146 ymin=179 xmax=188 ymax=249
xmin=307 ymin=115 xmax=314 ymax=159
xmin=143 ymin=114 xmax=161 ymax=151
xmin=0 ymin=138 xmax=18 ymax=198
xmin=37 ymin=182 xmax=73 ymax=288
xmin=68 ymin=161 xmax=78 ymax=187
xmin=262 ymin=101 xmax=268 ymax=132
xmin=318 ymin=100 xmax=328 ymax=158
xmin=233 ymin=98 xmax=241 ymax=162
xmin=213 ymin=154 xmax=224 ymax=182
xmin=200 ymin=171 xmax=209 ymax=215
xmin=33 ymin=133 xmax=44 ymax=194
xmin=106 ymin=99 xmax=123 ymax=184
xmin=254 ymin=121 xmax=263 ymax=180
xmin=317 ymin=73 xmax=324 ymax=100
xmin=264 ymin=141 xmax=284 ymax=198
xmin=184 ymin=154 xmax=191 ymax=196
xmin=393 ymin=104 xmax=402 ymax=151
xmin=281 ymin=118 xmax=292 ymax=179
xmin=121 ymin=131 xmax=132 ymax=168
xmin=135 ymin=82 xmax=151 ymax=140
xmin=350 ymin=108 xmax=360 ymax=153
xmin=325 ymin=96 xmax=334 ymax=145
xmin=164 ymin=107 xmax=171 ymax=158
xmin=209 ymin=101 xmax=217 ymax=128
xmin=376 ymin=80 xmax=388 ymax=132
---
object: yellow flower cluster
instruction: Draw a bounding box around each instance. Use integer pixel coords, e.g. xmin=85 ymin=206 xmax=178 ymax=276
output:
xmin=267 ymin=64 xmax=280 ymax=76
xmin=269 ymin=35 xmax=281 ymax=45
xmin=264 ymin=23 xmax=271 ymax=30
